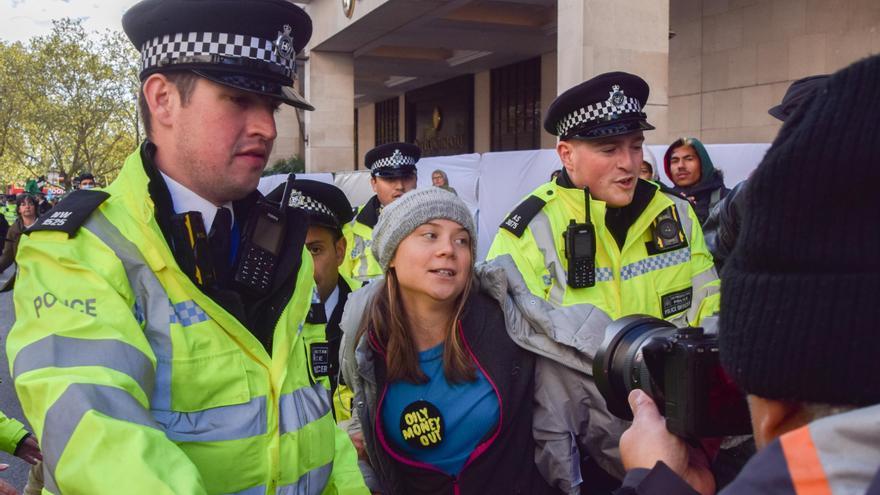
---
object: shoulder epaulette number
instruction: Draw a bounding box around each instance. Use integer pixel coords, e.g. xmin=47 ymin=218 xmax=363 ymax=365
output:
xmin=499 ymin=195 xmax=546 ymax=238
xmin=28 ymin=190 xmax=110 ymax=238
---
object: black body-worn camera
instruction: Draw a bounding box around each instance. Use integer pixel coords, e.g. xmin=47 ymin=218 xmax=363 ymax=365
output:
xmin=593 ymin=315 xmax=751 ymax=439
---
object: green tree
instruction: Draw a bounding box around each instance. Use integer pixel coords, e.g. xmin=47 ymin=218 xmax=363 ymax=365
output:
xmin=0 ymin=19 xmax=141 ymax=189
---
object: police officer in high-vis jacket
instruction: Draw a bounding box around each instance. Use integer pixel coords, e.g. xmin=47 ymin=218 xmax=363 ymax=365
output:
xmin=487 ymin=72 xmax=719 ymax=328
xmin=341 ymin=142 xmax=419 ymax=283
xmin=277 ymin=179 xmax=360 ymax=423
xmin=6 ymin=1 xmax=367 ymax=494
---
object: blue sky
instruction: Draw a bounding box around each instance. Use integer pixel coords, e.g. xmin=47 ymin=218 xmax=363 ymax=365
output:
xmin=1 ymin=0 xmax=139 ymax=42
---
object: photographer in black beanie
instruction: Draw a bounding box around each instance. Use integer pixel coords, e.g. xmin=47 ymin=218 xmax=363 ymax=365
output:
xmin=614 ymin=54 xmax=880 ymax=495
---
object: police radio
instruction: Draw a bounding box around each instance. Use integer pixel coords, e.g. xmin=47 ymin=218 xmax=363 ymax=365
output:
xmin=232 ymin=174 xmax=295 ymax=295
xmin=564 ymin=188 xmax=597 ymax=289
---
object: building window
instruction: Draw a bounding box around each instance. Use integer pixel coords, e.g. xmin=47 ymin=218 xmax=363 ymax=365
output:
xmin=375 ymin=97 xmax=399 ymax=146
xmin=491 ymin=57 xmax=541 ymax=151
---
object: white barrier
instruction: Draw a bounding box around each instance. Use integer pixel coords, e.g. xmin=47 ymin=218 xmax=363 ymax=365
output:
xmin=270 ymin=143 xmax=771 ymax=260
xmin=258 ymin=173 xmax=334 ymax=196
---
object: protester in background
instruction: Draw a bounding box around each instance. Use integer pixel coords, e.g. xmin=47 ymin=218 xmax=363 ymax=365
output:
xmin=340 ymin=188 xmax=555 ymax=495
xmin=638 ymin=147 xmax=659 ymax=182
xmin=616 ymin=54 xmax=880 ymax=495
xmin=431 ymin=169 xmax=457 ymax=196
xmin=77 ymin=173 xmax=96 ymax=189
xmin=0 ymin=194 xmax=39 ymax=291
xmin=664 ymin=137 xmax=729 ymax=225
xmin=702 ymin=74 xmax=828 ymax=271
xmin=342 ymin=142 xmax=420 ymax=283
xmin=276 ymin=179 xmax=360 ymax=423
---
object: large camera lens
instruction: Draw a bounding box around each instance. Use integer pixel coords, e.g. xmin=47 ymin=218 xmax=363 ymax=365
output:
xmin=593 ymin=315 xmax=677 ymax=421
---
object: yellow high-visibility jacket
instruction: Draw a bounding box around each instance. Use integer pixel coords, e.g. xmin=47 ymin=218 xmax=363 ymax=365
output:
xmin=340 ymin=197 xmax=382 ymax=283
xmin=487 ymin=179 xmax=720 ymax=326
xmin=7 ymin=147 xmax=367 ymax=495
xmin=0 ymin=411 xmax=28 ymax=455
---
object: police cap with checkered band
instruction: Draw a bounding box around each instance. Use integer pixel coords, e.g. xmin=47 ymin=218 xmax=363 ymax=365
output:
xmin=123 ymin=0 xmax=314 ymax=110
xmin=544 ymin=72 xmax=654 ymax=140
xmin=284 ymin=179 xmax=353 ymax=231
xmin=365 ymin=142 xmax=421 ymax=178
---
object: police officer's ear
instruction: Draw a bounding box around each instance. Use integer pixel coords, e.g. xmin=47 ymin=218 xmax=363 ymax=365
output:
xmin=556 ymin=140 xmax=577 ymax=176
xmin=142 ymin=73 xmax=180 ymax=131
xmin=334 ymin=235 xmax=346 ymax=268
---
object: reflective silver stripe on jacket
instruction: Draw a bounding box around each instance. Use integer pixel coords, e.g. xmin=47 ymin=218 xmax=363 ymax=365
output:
xmin=668 ymin=195 xmax=694 ymax=246
xmin=42 ymin=383 xmax=163 ymax=495
xmin=692 ymin=267 xmax=719 ymax=294
xmin=153 ymin=396 xmax=268 ymax=442
xmin=620 ymin=248 xmax=691 ymax=281
xmin=84 ymin=212 xmax=265 ymax=443
xmin=12 ymin=335 xmax=154 ymax=397
xmin=353 ymin=234 xmax=371 ymax=280
xmin=275 ymin=462 xmax=333 ymax=495
xmin=279 ymin=382 xmax=332 ymax=435
xmin=531 ymin=211 xmax=614 ymax=305
xmin=84 ymin=212 xmax=175 ymax=410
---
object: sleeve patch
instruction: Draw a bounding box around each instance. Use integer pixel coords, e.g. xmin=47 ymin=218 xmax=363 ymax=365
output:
xmin=498 ymin=195 xmax=546 ymax=238
xmin=28 ymin=190 xmax=110 ymax=237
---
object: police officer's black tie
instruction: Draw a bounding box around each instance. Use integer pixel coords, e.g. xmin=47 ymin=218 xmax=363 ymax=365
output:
xmin=209 ymin=207 xmax=232 ymax=285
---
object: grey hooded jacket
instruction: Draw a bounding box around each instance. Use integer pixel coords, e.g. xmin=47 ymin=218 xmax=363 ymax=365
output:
xmin=340 ymin=255 xmax=630 ymax=494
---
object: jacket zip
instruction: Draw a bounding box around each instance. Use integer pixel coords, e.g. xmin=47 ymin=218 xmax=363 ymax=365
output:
xmin=370 ymin=322 xmax=505 ymax=493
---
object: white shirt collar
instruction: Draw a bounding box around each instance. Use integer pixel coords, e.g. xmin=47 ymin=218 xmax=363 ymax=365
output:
xmin=159 ymin=171 xmax=233 ymax=230
xmin=323 ymin=284 xmax=340 ymax=322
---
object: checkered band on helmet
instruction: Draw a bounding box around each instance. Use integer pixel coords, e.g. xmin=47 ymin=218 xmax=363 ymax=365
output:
xmin=288 ymin=191 xmax=337 ymax=222
xmin=141 ymin=31 xmax=296 ymax=79
xmin=371 ymin=149 xmax=417 ymax=170
xmin=555 ymin=93 xmax=643 ymax=138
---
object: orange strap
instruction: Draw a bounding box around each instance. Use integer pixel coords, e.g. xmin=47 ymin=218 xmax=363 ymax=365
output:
xmin=779 ymin=426 xmax=833 ymax=495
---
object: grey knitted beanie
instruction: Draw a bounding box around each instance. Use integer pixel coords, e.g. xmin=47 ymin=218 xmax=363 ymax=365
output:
xmin=372 ymin=188 xmax=476 ymax=272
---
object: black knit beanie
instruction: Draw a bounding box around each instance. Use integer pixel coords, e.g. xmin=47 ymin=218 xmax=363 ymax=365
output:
xmin=720 ymin=55 xmax=880 ymax=407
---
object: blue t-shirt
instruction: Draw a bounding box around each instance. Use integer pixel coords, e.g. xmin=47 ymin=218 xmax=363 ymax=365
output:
xmin=380 ymin=343 xmax=499 ymax=476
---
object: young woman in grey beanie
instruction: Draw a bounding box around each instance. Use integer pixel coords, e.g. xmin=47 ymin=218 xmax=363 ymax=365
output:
xmin=338 ymin=188 xmax=556 ymax=495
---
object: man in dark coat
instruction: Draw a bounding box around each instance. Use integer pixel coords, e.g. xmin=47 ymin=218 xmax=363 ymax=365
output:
xmin=663 ymin=137 xmax=729 ymax=225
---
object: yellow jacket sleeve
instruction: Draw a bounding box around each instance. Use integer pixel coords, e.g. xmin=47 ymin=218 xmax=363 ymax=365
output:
xmin=486 ymin=227 xmax=550 ymax=300
xmin=323 ymin=422 xmax=369 ymax=494
xmin=7 ymin=229 xmax=207 ymax=495
xmin=0 ymin=411 xmax=28 ymax=455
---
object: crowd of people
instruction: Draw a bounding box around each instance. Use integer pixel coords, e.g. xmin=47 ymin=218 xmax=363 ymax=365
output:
xmin=0 ymin=0 xmax=878 ymax=494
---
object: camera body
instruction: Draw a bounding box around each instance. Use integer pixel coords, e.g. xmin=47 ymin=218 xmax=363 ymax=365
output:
xmin=594 ymin=316 xmax=751 ymax=439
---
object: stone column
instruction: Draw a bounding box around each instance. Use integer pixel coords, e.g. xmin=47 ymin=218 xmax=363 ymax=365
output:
xmin=268 ymin=104 xmax=304 ymax=167
xmin=556 ymin=0 xmax=670 ymax=144
xmin=473 ymin=70 xmax=491 ymax=153
xmin=356 ymin=103 xmax=375 ymax=169
xmin=305 ymin=50 xmax=356 ymax=172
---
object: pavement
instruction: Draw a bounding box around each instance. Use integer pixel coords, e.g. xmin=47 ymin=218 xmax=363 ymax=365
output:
xmin=0 ymin=267 xmax=31 ymax=492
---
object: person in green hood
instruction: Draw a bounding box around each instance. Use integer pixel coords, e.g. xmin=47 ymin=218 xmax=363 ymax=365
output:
xmin=663 ymin=137 xmax=729 ymax=224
